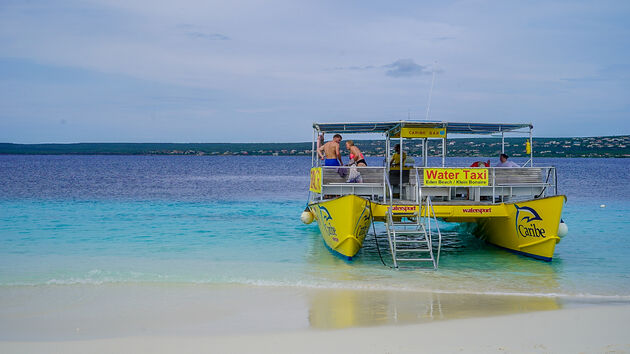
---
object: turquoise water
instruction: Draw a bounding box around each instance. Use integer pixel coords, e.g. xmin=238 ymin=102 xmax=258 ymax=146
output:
xmin=0 ymin=155 xmax=629 ymax=300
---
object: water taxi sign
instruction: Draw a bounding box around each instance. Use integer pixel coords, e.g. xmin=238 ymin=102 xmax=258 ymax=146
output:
xmin=392 ymin=127 xmax=446 ymax=139
xmin=424 ymin=168 xmax=488 ymax=186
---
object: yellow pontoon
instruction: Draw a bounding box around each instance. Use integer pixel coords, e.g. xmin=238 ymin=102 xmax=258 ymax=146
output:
xmin=304 ymin=121 xmax=567 ymax=269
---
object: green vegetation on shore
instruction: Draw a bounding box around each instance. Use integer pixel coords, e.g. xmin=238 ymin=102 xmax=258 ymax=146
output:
xmin=1 ymin=136 xmax=628 ymax=157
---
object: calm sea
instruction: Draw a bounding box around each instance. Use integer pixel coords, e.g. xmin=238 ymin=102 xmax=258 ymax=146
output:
xmin=0 ymin=155 xmax=629 ymax=299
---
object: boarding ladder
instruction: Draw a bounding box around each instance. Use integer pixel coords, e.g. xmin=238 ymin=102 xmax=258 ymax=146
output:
xmin=384 ymin=171 xmax=443 ymax=270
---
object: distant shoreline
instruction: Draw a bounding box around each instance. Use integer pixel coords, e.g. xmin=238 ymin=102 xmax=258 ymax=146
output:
xmin=0 ymin=135 xmax=628 ymax=158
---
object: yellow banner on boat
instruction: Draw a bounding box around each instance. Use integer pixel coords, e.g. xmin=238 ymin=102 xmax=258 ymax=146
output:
xmin=392 ymin=127 xmax=446 ymax=139
xmin=424 ymin=168 xmax=488 ymax=186
xmin=310 ymin=167 xmax=322 ymax=193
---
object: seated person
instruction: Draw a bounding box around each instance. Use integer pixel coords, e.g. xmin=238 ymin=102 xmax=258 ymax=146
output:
xmin=470 ymin=160 xmax=490 ymax=167
xmin=495 ymin=153 xmax=520 ymax=167
xmin=390 ymin=144 xmax=407 ymax=168
xmin=345 ymin=140 xmax=367 ymax=166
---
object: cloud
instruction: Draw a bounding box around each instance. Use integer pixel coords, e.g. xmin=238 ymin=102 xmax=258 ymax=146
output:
xmin=332 ymin=65 xmax=376 ymax=71
xmin=433 ymin=36 xmax=455 ymax=41
xmin=185 ymin=32 xmax=230 ymax=40
xmin=384 ymin=59 xmax=431 ymax=78
xmin=176 ymin=24 xmax=230 ymax=40
xmin=333 ymin=60 xmax=439 ymax=78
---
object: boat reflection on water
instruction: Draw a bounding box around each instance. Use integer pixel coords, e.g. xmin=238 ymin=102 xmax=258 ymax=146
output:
xmin=304 ymin=219 xmax=564 ymax=330
xmin=307 ymin=289 xmax=561 ymax=330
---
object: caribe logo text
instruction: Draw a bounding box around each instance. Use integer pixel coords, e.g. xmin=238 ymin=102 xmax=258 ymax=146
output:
xmin=514 ymin=204 xmax=546 ymax=238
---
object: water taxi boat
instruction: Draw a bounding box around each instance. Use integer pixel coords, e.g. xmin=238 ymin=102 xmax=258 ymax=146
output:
xmin=304 ymin=121 xmax=567 ymax=269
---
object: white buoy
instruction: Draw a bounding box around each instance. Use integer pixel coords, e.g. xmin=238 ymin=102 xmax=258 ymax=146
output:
xmin=600 ymin=204 xmax=606 ymax=208
xmin=301 ymin=210 xmax=314 ymax=224
xmin=558 ymin=221 xmax=568 ymax=238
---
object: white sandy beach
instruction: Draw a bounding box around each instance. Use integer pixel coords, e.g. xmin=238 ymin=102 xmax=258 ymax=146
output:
xmin=1 ymin=284 xmax=629 ymax=353
xmin=1 ymin=304 xmax=629 ymax=354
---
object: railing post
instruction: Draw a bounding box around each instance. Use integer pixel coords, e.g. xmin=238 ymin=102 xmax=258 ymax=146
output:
xmin=311 ymin=129 xmax=316 ymax=167
xmin=383 ymin=167 xmax=386 ymax=203
xmin=492 ymin=168 xmax=496 ymax=203
xmin=529 ymin=127 xmax=533 ymax=167
xmin=554 ymin=167 xmax=558 ymax=196
xmin=441 ymin=137 xmax=446 ymax=167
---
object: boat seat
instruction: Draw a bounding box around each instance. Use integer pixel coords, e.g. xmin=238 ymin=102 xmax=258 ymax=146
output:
xmin=321 ymin=167 xmax=385 ymax=184
xmin=491 ymin=168 xmax=543 ymax=185
xmin=322 ymin=183 xmax=385 ymax=198
xmin=319 ymin=167 xmax=386 ymax=199
xmin=327 ymin=182 xmax=383 ymax=187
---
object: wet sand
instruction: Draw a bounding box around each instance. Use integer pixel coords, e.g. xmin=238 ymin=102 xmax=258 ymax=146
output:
xmin=1 ymin=283 xmax=628 ymax=353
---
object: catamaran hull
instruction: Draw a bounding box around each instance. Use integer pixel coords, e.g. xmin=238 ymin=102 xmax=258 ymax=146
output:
xmin=310 ymin=195 xmax=565 ymax=262
xmin=309 ymin=195 xmax=373 ymax=260
xmin=472 ymin=195 xmax=566 ymax=261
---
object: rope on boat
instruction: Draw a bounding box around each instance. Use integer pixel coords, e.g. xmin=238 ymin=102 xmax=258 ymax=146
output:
xmin=304 ymin=191 xmax=311 ymax=211
xmin=368 ymin=199 xmax=393 ymax=269
xmin=535 ymin=168 xmax=554 ymax=199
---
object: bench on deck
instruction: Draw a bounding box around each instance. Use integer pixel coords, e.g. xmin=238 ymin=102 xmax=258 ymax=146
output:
xmin=492 ymin=168 xmax=543 ymax=186
xmin=320 ymin=167 xmax=385 ymax=198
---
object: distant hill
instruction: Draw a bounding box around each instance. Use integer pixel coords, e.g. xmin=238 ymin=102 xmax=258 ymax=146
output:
xmin=1 ymin=136 xmax=628 ymax=157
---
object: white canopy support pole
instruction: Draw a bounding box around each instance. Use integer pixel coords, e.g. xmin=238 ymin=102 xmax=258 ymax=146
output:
xmin=420 ymin=140 xmax=426 ymax=167
xmin=386 ymin=134 xmax=390 ymax=167
xmin=529 ymin=127 xmax=533 ymax=167
xmin=442 ymin=125 xmax=446 ymax=167
xmin=311 ymin=129 xmax=316 ymax=167
xmin=399 ymin=134 xmax=403 ymax=188
xmin=501 ymin=131 xmax=505 ymax=154
xmin=442 ymin=138 xmax=446 ymax=167
xmin=385 ymin=133 xmax=390 ymax=202
xmin=424 ymin=138 xmax=429 ymax=167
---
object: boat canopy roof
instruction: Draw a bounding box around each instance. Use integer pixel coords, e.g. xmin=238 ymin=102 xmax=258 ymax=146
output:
xmin=313 ymin=121 xmax=532 ymax=135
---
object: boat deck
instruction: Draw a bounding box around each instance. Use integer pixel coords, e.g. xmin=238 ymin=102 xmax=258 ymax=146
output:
xmin=314 ymin=165 xmax=557 ymax=207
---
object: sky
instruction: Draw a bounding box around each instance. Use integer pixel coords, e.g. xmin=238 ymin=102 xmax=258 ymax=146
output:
xmin=0 ymin=0 xmax=629 ymax=143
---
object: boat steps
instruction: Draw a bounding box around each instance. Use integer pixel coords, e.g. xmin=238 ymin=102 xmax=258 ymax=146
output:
xmin=392 ymin=231 xmax=426 ymax=236
xmin=384 ymin=177 xmax=444 ymax=269
xmin=396 ymin=258 xmax=434 ymax=262
xmin=386 ymin=217 xmax=437 ymax=269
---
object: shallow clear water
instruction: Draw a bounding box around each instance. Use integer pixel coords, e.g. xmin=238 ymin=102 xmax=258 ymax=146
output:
xmin=0 ymin=155 xmax=628 ymax=299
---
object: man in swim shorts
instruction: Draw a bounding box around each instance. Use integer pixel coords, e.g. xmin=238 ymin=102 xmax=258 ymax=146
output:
xmin=318 ymin=134 xmax=343 ymax=166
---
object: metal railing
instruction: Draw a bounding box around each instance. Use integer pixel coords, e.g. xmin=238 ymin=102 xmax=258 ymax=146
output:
xmin=318 ymin=166 xmax=387 ymax=200
xmin=416 ymin=170 xmax=442 ymax=269
xmin=313 ymin=166 xmax=557 ymax=204
xmin=413 ymin=166 xmax=557 ymax=204
xmin=424 ymin=196 xmax=442 ymax=268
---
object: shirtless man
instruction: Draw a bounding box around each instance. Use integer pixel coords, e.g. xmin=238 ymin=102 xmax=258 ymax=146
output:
xmin=318 ymin=134 xmax=343 ymax=166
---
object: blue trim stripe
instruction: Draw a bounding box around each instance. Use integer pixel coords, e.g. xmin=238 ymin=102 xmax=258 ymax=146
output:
xmin=492 ymin=244 xmax=552 ymax=262
xmin=322 ymin=239 xmax=354 ymax=262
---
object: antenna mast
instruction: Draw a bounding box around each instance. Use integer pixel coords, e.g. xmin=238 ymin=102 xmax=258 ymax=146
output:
xmin=425 ymin=62 xmax=437 ymax=120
